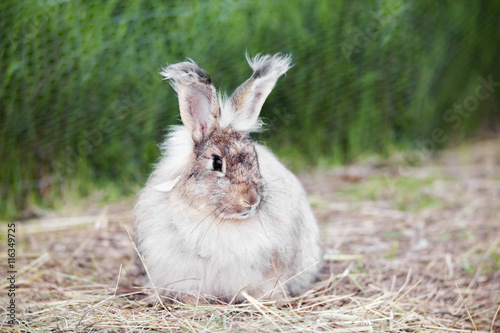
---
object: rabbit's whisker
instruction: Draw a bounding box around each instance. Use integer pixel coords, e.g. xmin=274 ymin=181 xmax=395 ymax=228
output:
xmin=263 ymin=187 xmax=308 ymax=202
xmin=199 ymin=206 xmax=228 ymax=244
xmin=189 ymin=203 xmax=225 ymax=236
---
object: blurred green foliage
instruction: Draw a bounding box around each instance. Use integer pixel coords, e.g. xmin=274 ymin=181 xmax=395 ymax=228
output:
xmin=1 ymin=0 xmax=499 ymax=218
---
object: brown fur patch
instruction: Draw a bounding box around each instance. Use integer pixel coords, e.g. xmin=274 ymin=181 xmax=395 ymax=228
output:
xmin=182 ymin=129 xmax=262 ymax=220
xmin=230 ymin=79 xmax=254 ymax=113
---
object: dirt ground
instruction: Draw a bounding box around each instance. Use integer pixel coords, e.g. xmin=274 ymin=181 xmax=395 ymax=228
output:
xmin=1 ymin=139 xmax=499 ymax=332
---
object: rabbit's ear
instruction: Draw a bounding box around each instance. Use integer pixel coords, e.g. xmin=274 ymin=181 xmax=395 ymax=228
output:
xmin=228 ymin=53 xmax=292 ymax=132
xmin=161 ymin=60 xmax=219 ymax=143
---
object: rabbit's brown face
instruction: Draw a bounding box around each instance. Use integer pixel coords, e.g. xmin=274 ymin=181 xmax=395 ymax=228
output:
xmin=183 ymin=129 xmax=262 ymax=221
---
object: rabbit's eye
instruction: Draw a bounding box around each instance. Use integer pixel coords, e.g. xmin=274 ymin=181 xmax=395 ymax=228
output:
xmin=212 ymin=155 xmax=223 ymax=172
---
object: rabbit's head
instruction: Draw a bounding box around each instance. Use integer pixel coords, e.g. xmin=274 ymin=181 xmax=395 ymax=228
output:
xmin=159 ymin=54 xmax=292 ymax=220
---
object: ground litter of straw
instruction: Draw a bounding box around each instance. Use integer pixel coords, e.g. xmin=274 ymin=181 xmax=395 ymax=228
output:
xmin=1 ymin=139 xmax=499 ymax=332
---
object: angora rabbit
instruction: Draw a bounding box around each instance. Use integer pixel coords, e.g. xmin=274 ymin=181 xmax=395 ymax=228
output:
xmin=134 ymin=53 xmax=322 ymax=303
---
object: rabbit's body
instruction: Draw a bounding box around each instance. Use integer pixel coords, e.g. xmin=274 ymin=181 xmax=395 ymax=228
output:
xmin=134 ymin=54 xmax=322 ymax=302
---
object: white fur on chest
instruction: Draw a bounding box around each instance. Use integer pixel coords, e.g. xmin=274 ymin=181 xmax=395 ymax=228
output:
xmin=169 ymin=201 xmax=280 ymax=266
xmin=136 ymin=187 xmax=292 ymax=298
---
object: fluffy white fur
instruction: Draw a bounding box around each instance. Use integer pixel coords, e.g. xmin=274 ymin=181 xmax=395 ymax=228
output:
xmin=134 ymin=54 xmax=322 ymax=302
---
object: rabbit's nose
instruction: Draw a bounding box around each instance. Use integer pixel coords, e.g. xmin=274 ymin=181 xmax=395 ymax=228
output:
xmin=242 ymin=189 xmax=260 ymax=208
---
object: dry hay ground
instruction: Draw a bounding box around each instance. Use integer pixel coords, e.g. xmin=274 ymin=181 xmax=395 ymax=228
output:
xmin=1 ymin=139 xmax=500 ymax=332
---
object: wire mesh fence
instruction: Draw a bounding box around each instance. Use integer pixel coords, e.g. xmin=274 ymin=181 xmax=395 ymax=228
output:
xmin=1 ymin=0 xmax=499 ymax=218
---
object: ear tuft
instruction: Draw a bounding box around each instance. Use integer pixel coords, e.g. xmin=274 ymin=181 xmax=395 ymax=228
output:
xmin=160 ymin=59 xmax=212 ymax=91
xmin=246 ymin=53 xmax=293 ymax=80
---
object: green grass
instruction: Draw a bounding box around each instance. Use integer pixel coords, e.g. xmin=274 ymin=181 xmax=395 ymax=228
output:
xmin=1 ymin=0 xmax=500 ymax=219
xmin=339 ymin=176 xmax=441 ymax=212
